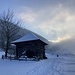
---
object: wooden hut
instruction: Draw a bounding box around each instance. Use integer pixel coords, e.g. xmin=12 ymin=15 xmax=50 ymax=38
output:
xmin=12 ymin=32 xmax=47 ymax=59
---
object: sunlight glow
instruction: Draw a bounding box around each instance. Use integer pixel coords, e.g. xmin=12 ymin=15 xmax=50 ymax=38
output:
xmin=49 ymin=36 xmax=71 ymax=43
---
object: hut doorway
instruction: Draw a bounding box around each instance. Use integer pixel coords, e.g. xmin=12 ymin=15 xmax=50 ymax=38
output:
xmin=25 ymin=50 xmax=35 ymax=58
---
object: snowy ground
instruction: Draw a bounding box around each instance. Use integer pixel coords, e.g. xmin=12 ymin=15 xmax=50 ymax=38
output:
xmin=0 ymin=52 xmax=75 ymax=75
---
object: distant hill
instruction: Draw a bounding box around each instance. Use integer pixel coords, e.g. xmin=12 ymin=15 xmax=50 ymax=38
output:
xmin=16 ymin=27 xmax=50 ymax=43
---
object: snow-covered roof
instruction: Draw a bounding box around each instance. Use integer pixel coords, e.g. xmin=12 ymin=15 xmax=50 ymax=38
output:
xmin=12 ymin=32 xmax=47 ymax=44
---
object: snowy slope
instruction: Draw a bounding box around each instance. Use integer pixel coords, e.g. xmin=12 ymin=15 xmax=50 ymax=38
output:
xmin=0 ymin=51 xmax=75 ymax=75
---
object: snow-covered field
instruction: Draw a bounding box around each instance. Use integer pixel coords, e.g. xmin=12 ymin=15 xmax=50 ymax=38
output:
xmin=0 ymin=52 xmax=75 ymax=75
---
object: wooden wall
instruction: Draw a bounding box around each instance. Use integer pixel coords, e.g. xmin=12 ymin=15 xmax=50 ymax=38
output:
xmin=15 ymin=40 xmax=46 ymax=59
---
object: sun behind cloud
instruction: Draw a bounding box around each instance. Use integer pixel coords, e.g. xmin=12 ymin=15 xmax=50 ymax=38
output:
xmin=50 ymin=35 xmax=71 ymax=42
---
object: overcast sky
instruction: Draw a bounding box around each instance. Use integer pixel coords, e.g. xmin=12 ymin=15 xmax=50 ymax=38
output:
xmin=0 ymin=0 xmax=75 ymax=42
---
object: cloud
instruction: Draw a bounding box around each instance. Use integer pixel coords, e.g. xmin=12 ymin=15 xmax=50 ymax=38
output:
xmin=17 ymin=7 xmax=38 ymax=23
xmin=16 ymin=3 xmax=75 ymax=41
xmin=33 ymin=4 xmax=75 ymax=40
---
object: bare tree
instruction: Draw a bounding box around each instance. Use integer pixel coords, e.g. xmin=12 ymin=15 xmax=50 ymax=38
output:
xmin=0 ymin=32 xmax=5 ymax=49
xmin=0 ymin=9 xmax=20 ymax=57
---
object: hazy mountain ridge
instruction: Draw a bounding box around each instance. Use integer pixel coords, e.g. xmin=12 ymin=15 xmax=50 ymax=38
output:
xmin=52 ymin=38 xmax=75 ymax=55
